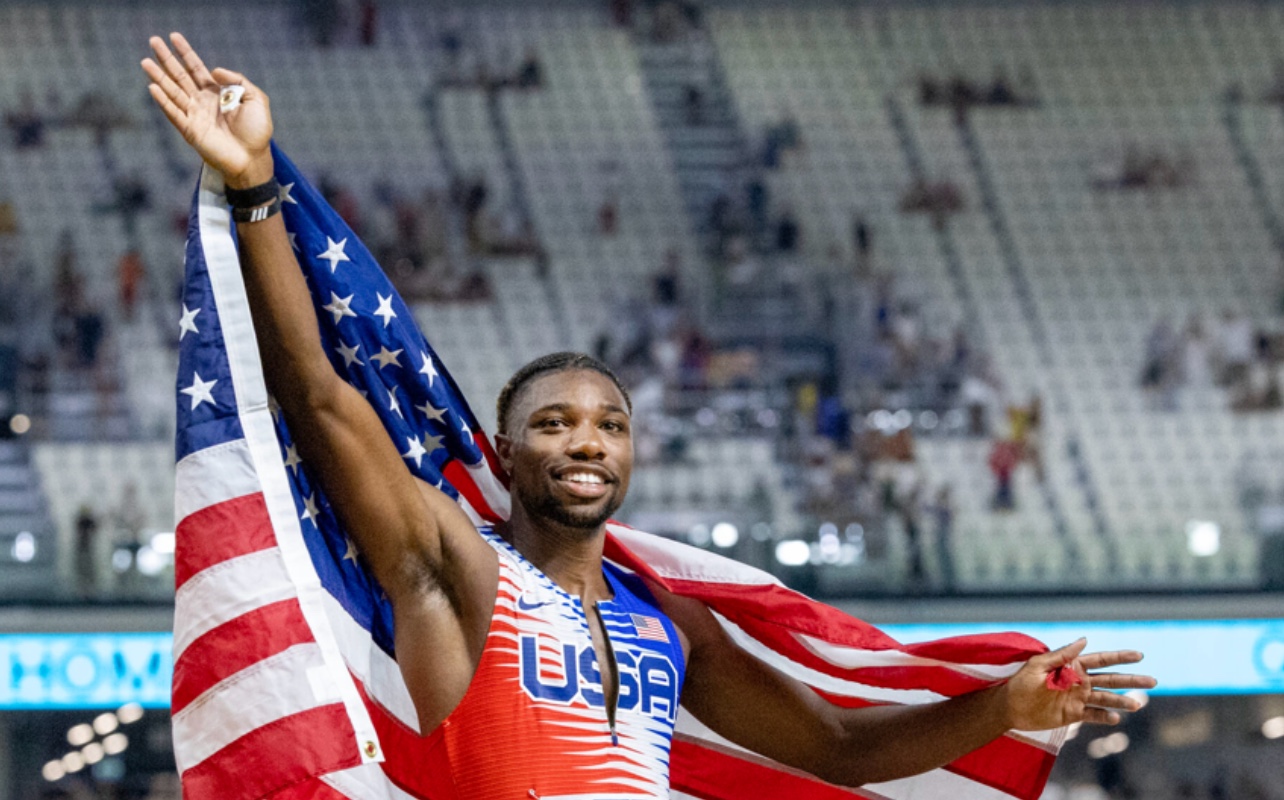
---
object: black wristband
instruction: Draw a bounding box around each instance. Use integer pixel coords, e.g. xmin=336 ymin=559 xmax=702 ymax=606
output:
xmin=225 ymin=177 xmax=280 ymax=210
xmin=231 ymin=196 xmax=282 ymax=224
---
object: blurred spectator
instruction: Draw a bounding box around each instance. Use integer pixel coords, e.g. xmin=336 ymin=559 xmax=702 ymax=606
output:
xmin=610 ymin=0 xmax=633 ymax=27
xmin=299 ymin=0 xmax=340 ymax=46
xmin=75 ymin=505 xmax=99 ymax=596
xmin=988 ymin=438 xmax=1022 ymax=511
xmin=1181 ymin=314 xmax=1213 ymax=388
xmin=918 ymin=69 xmax=1040 ymax=112
xmin=762 ymin=113 xmax=802 ymax=168
xmin=63 ymin=90 xmax=133 ymax=141
xmin=929 ymin=485 xmax=955 ymax=592
xmin=775 ymin=207 xmax=800 ymax=253
xmin=359 ymin=0 xmax=379 ymax=46
xmin=1214 ymin=309 xmax=1254 ymax=388
xmin=899 ymin=177 xmax=964 ymax=228
xmin=852 ymin=213 xmax=872 ymax=269
xmin=683 ymin=84 xmax=705 ymax=125
xmin=515 ymin=49 xmax=544 ymax=90
xmin=4 ymin=90 xmax=46 ymax=149
xmin=597 ymin=193 xmax=619 ymax=236
xmin=1141 ymin=316 xmax=1181 ymax=407
xmin=117 ymin=249 xmax=146 ymax=321
xmin=1092 ymin=144 xmax=1192 ymax=191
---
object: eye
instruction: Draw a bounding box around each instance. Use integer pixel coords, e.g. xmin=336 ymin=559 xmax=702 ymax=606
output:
xmin=537 ymin=418 xmax=566 ymax=429
xmin=601 ymin=419 xmax=626 ymax=432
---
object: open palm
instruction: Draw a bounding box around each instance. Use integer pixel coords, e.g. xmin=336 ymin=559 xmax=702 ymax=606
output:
xmin=141 ymin=32 xmax=273 ymax=183
xmin=1003 ymin=638 xmax=1156 ymax=731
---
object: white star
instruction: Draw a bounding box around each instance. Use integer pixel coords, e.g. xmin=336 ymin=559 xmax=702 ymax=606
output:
xmin=283 ymin=444 xmax=302 ymax=473
xmin=268 ymin=394 xmax=281 ymax=421
xmin=417 ymin=401 xmax=448 ymax=424
xmin=178 ymin=304 xmax=201 ymax=341
xmin=301 ymin=492 xmax=319 ymax=523
xmin=180 ymin=372 xmax=218 ymax=411
xmin=424 ymin=432 xmax=444 ymax=454
xmin=287 ymin=231 xmax=299 ymax=251
xmin=323 ymin=292 xmax=357 ymax=325
xmin=388 ymin=388 xmax=404 ymax=418
xmin=316 ymin=237 xmax=351 ymax=273
xmin=335 ymin=341 xmax=363 ymax=367
xmin=459 ymin=420 xmax=473 ymax=442
xmin=374 ymin=293 xmax=397 ymax=328
xmin=372 ymin=346 xmax=403 ymax=369
xmin=419 ymin=352 xmax=438 ymax=386
xmin=280 ymin=182 xmax=297 ymax=205
xmin=342 ymin=538 xmax=359 ymax=563
xmin=402 ymin=435 xmax=428 ymax=468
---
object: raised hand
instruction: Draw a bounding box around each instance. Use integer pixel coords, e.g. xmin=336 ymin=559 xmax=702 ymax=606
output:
xmin=141 ymin=32 xmax=274 ymax=187
xmin=1001 ymin=638 xmax=1157 ymax=731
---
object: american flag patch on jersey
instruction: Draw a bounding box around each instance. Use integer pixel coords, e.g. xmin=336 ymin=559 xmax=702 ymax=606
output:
xmin=631 ymin=613 xmax=669 ymax=643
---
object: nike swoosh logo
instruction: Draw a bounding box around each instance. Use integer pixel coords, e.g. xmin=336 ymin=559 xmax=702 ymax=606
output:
xmin=518 ymin=597 xmax=553 ymax=611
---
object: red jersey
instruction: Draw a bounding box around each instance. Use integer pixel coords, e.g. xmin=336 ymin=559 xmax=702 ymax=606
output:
xmin=418 ymin=530 xmax=687 ymax=799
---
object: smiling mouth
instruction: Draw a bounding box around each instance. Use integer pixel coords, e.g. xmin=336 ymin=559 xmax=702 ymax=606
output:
xmin=554 ymin=469 xmax=613 ymax=498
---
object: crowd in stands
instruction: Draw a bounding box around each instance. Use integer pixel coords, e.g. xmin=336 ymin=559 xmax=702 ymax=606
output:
xmin=1140 ymin=310 xmax=1284 ymax=412
xmin=917 ymin=69 xmax=1041 ymax=122
xmin=1091 ymin=144 xmax=1194 ymax=192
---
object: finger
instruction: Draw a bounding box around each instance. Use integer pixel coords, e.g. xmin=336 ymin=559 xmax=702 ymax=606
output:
xmin=1087 ymin=672 xmax=1158 ymax=691
xmin=146 ymin=83 xmax=188 ymax=131
xmin=1043 ymin=637 xmax=1088 ymax=667
xmin=149 ymin=35 xmax=200 ymax=96
xmin=1085 ymin=691 xmax=1140 ymax=711
xmin=141 ymin=58 xmax=189 ymax=110
xmin=170 ymin=32 xmax=217 ymax=89
xmin=1081 ymin=708 xmax=1122 ymax=726
xmin=1079 ymin=650 xmax=1144 ymax=670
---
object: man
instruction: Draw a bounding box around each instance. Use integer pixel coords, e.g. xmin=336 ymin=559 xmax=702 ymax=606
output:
xmin=143 ymin=33 xmax=1153 ymax=799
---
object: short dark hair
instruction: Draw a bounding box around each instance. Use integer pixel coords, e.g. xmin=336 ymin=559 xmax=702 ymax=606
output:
xmin=496 ymin=352 xmax=632 ymax=435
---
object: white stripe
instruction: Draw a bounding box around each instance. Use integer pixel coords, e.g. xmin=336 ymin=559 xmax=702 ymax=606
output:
xmin=608 ymin=524 xmax=779 ymax=586
xmin=173 ymin=642 xmax=328 ymax=773
xmin=173 ymin=548 xmax=295 ymax=659
xmin=196 ymin=167 xmax=381 ymax=764
xmin=865 ymin=766 xmax=1025 ymax=800
xmin=715 ymin=612 xmax=950 ymax=705
xmin=175 ymin=438 xmax=260 ymax=521
xmin=465 ymin=458 xmax=511 ymax=520
xmin=321 ymin=591 xmax=421 ymax=732
xmin=321 ymin=763 xmax=419 ymax=800
xmin=796 ymin=633 xmax=1025 ymax=681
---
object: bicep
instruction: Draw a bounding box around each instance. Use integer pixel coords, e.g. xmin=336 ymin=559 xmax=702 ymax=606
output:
xmin=285 ymin=377 xmax=493 ymax=605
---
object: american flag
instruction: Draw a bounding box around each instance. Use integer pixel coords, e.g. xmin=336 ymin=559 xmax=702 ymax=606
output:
xmin=173 ymin=145 xmax=1067 ymax=800
xmin=631 ymin=612 xmax=671 ymax=643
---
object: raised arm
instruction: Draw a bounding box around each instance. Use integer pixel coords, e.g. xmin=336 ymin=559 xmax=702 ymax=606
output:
xmin=661 ymin=592 xmax=1155 ymax=787
xmin=142 ymin=33 xmax=497 ymax=731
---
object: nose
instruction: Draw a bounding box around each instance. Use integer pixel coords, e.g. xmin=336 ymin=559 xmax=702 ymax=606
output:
xmin=565 ymin=420 xmax=606 ymax=461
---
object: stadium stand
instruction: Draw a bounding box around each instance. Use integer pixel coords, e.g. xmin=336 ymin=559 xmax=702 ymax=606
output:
xmin=3 ymin=0 xmax=1284 ymax=597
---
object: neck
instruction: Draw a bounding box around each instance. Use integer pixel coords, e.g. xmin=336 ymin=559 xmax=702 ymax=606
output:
xmin=502 ymin=502 xmax=611 ymax=602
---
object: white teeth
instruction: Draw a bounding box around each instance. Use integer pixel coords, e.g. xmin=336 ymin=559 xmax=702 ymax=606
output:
xmin=562 ymin=472 xmax=604 ymax=485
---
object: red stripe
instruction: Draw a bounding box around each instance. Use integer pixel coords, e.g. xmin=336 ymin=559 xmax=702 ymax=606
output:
xmin=181 ymin=704 xmax=361 ymax=800
xmin=176 ymin=493 xmax=276 ymax=589
xmin=266 ymin=776 xmax=353 ymax=800
xmin=351 ymin=677 xmax=454 ymax=800
xmin=811 ymin=691 xmax=1054 ymax=800
xmin=442 ymin=460 xmax=499 ymax=522
xmin=172 ymin=599 xmax=313 ymax=714
xmin=670 ymin=738 xmax=874 ymax=800
xmin=474 ymin=433 xmax=510 ymax=489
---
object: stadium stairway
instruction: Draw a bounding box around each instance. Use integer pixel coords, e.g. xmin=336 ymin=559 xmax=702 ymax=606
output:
xmin=633 ymin=29 xmax=750 ymax=254
xmin=0 ymin=441 xmax=58 ymax=598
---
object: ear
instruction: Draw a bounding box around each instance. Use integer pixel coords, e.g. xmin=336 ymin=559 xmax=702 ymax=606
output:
xmin=494 ymin=432 xmax=514 ymax=472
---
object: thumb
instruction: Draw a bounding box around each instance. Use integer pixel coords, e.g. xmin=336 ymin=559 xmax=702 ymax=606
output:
xmin=1047 ymin=637 xmax=1088 ymax=667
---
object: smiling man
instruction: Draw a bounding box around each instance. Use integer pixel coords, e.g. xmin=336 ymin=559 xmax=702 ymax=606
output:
xmin=143 ymin=32 xmax=1155 ymax=800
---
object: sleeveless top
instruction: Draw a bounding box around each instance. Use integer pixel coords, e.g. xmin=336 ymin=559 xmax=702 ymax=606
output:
xmin=419 ymin=529 xmax=687 ymax=800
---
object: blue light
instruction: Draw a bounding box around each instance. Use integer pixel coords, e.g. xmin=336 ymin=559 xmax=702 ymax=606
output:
xmin=882 ymin=619 xmax=1284 ymax=696
xmin=0 ymin=633 xmax=171 ymax=710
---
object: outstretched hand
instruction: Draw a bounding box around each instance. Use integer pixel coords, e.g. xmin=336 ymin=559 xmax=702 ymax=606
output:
xmin=1001 ymin=638 xmax=1157 ymax=731
xmin=141 ymin=32 xmax=274 ymax=187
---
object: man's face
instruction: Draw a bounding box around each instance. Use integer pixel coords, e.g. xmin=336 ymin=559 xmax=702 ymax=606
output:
xmin=498 ymin=369 xmax=632 ymax=533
